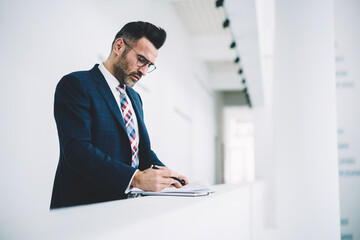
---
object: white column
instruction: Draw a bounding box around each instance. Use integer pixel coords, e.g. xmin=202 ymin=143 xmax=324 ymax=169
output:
xmin=273 ymin=1 xmax=341 ymax=239
xmin=335 ymin=0 xmax=360 ymax=239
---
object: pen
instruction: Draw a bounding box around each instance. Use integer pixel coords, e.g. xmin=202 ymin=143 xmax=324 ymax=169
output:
xmin=152 ymin=165 xmax=186 ymax=186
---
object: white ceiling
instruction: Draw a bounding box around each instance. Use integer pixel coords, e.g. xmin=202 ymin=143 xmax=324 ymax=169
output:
xmin=171 ymin=0 xmax=263 ymax=106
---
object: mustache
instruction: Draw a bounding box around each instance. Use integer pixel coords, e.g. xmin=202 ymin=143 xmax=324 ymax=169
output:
xmin=130 ymin=72 xmax=142 ymax=78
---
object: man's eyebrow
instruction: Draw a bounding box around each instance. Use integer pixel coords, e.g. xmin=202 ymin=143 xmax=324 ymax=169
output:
xmin=138 ymin=55 xmax=147 ymax=60
xmin=138 ymin=54 xmax=154 ymax=64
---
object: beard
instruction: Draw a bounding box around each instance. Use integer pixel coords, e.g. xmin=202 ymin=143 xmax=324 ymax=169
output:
xmin=113 ymin=50 xmax=142 ymax=88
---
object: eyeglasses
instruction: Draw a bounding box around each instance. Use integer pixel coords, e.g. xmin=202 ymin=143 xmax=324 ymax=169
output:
xmin=123 ymin=40 xmax=156 ymax=73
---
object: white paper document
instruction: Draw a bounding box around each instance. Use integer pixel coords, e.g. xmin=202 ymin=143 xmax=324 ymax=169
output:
xmin=129 ymin=180 xmax=215 ymax=197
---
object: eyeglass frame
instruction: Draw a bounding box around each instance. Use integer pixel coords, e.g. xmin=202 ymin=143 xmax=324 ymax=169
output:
xmin=123 ymin=39 xmax=157 ymax=73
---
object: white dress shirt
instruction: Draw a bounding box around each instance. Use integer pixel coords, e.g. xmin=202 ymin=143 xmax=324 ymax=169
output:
xmin=98 ymin=62 xmax=139 ymax=193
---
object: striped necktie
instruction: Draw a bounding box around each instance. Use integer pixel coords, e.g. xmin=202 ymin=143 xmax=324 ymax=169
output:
xmin=116 ymin=84 xmax=139 ymax=169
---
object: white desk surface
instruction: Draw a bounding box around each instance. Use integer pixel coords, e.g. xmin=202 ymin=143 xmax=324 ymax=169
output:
xmin=10 ymin=183 xmax=252 ymax=240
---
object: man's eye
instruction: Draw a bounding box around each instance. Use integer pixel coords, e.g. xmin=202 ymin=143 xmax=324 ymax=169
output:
xmin=138 ymin=56 xmax=148 ymax=64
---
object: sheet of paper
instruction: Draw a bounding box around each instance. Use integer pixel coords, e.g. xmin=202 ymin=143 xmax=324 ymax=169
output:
xmin=130 ymin=180 xmax=214 ymax=196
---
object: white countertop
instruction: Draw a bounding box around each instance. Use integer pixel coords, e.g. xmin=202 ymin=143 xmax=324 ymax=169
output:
xmin=9 ymin=184 xmax=252 ymax=240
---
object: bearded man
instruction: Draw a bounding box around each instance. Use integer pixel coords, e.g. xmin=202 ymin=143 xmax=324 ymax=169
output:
xmin=50 ymin=21 xmax=188 ymax=209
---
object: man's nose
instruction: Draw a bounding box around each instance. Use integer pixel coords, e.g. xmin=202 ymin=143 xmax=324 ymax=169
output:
xmin=138 ymin=65 xmax=148 ymax=77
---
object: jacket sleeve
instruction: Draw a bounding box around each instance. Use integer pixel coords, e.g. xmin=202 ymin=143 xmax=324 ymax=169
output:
xmin=54 ymin=74 xmax=136 ymax=194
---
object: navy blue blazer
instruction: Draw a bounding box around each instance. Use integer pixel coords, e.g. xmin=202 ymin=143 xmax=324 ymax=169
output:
xmin=50 ymin=64 xmax=164 ymax=209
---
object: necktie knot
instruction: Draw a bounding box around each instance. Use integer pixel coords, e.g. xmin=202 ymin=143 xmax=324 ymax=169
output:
xmin=117 ymin=84 xmax=126 ymax=95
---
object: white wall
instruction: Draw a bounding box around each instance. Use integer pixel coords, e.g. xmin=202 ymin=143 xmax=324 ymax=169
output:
xmin=0 ymin=0 xmax=216 ymax=233
xmin=273 ymin=0 xmax=340 ymax=239
xmin=253 ymin=0 xmax=276 ymax=230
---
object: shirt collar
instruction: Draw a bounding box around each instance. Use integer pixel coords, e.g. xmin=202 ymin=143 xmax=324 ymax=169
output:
xmin=98 ymin=62 xmax=126 ymax=91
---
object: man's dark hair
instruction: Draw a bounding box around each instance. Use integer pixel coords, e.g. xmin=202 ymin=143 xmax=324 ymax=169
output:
xmin=112 ymin=21 xmax=167 ymax=50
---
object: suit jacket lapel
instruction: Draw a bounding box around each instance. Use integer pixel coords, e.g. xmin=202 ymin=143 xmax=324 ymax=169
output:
xmin=90 ymin=65 xmax=127 ymax=132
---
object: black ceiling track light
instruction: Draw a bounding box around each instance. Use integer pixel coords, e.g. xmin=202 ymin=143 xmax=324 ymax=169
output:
xmin=244 ymin=87 xmax=252 ymax=108
xmin=215 ymin=0 xmax=252 ymax=107
xmin=222 ymin=18 xmax=230 ymax=28
xmin=215 ymin=0 xmax=224 ymax=8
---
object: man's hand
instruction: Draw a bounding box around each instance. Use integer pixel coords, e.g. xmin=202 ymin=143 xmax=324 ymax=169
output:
xmin=131 ymin=166 xmax=189 ymax=192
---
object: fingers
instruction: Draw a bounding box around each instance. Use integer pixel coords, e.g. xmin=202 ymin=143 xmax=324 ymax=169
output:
xmin=178 ymin=175 xmax=189 ymax=185
xmin=149 ymin=165 xmax=189 ymax=189
xmin=152 ymin=170 xmax=178 ymax=191
xmin=132 ymin=168 xmax=174 ymax=192
xmin=171 ymin=181 xmax=183 ymax=188
xmin=162 ymin=179 xmax=178 ymax=187
xmin=171 ymin=175 xmax=188 ymax=188
xmin=152 ymin=178 xmax=177 ymax=192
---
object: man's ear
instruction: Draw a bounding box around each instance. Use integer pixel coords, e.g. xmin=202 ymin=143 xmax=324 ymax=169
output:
xmin=113 ymin=38 xmax=125 ymax=56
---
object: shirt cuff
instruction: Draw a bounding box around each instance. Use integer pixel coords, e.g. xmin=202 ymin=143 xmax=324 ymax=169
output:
xmin=125 ymin=169 xmax=139 ymax=194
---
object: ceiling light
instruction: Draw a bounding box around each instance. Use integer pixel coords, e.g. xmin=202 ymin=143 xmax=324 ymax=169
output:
xmin=215 ymin=0 xmax=224 ymax=8
xmin=223 ymin=18 xmax=230 ymax=28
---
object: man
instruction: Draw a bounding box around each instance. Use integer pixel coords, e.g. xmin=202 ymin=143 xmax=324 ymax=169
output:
xmin=50 ymin=21 xmax=188 ymax=209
